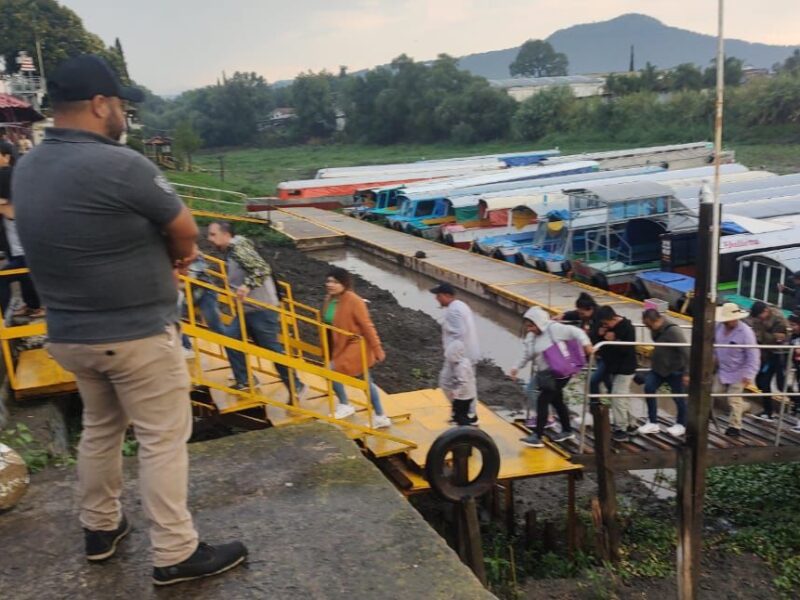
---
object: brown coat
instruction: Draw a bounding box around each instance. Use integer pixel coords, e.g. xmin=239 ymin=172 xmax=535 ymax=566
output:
xmin=324 ymin=290 xmax=385 ymax=376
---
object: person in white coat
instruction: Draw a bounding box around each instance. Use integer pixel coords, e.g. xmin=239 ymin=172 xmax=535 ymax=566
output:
xmin=439 ymin=340 xmax=478 ymax=426
xmin=512 ymin=307 xmax=593 ymax=448
xmin=431 ymin=282 xmax=480 ymax=422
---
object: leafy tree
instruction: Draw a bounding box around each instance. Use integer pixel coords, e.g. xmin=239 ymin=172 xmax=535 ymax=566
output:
xmin=511 ymin=87 xmax=574 ymax=141
xmin=775 ymin=49 xmax=800 ymax=76
xmin=173 ymin=120 xmax=202 ymax=170
xmin=509 ymin=40 xmax=568 ymax=78
xmin=0 ymin=0 xmax=126 ymax=78
xmin=114 ymin=38 xmax=130 ymax=82
xmin=291 ymin=71 xmax=337 ymax=139
xmin=666 ymin=63 xmax=704 ymax=91
xmin=703 ymin=56 xmax=744 ymax=87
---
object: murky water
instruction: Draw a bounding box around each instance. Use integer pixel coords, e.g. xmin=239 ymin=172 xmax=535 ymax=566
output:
xmin=308 ymin=247 xmax=527 ymax=373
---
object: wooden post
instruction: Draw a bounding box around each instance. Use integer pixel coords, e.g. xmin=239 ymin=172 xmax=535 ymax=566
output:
xmin=219 ymin=155 xmax=225 ymax=181
xmin=452 ymin=443 xmax=487 ymax=585
xmin=567 ymin=472 xmax=577 ymax=557
xmin=590 ymin=401 xmax=620 ymax=560
xmin=504 ymin=481 xmax=515 ymax=536
xmin=676 ymin=195 xmax=717 ymax=600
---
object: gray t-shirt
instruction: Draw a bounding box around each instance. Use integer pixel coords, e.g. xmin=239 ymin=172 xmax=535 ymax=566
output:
xmin=13 ymin=128 xmax=184 ymax=343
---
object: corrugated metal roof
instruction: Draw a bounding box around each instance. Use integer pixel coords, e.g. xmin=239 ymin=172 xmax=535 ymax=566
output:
xmin=567 ymin=181 xmax=674 ymax=204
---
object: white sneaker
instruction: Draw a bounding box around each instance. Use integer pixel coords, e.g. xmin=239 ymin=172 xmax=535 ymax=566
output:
xmin=637 ymin=422 xmax=661 ymax=435
xmin=667 ymin=423 xmax=686 ymax=437
xmin=334 ymin=403 xmax=356 ymax=419
xmin=372 ymin=414 xmax=392 ymax=429
xmin=296 ymin=383 xmax=309 ymax=403
xmin=791 ymin=424 xmax=800 ymax=433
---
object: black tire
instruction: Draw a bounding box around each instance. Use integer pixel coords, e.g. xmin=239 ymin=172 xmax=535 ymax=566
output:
xmin=425 ymin=427 xmax=501 ymax=502
xmin=561 ymin=260 xmax=572 ymax=274
xmin=443 ymin=234 xmax=454 ymax=246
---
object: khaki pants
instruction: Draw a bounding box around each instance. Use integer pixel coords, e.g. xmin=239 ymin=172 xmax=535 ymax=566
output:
xmin=610 ymin=373 xmax=637 ymax=429
xmin=49 ymin=326 xmax=198 ymax=567
xmin=713 ymin=376 xmax=748 ymax=429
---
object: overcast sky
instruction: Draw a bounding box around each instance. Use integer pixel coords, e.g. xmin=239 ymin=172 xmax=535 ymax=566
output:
xmin=60 ymin=0 xmax=800 ymax=95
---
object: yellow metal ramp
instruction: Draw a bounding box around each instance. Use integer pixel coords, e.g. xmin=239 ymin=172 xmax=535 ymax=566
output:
xmin=368 ymin=388 xmax=581 ymax=493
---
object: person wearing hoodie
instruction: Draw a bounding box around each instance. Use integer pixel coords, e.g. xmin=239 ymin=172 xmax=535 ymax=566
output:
xmin=207 ymin=221 xmax=308 ymax=401
xmin=514 ymin=307 xmax=593 ymax=448
xmin=439 ymin=340 xmax=478 ymax=426
xmin=637 ymin=309 xmax=689 ymax=437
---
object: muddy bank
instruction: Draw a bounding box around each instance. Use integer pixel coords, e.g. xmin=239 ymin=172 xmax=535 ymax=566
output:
xmin=256 ymin=242 xmax=526 ymax=408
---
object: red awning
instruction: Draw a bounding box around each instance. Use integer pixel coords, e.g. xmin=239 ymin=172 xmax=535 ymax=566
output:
xmin=0 ymin=93 xmax=44 ymax=123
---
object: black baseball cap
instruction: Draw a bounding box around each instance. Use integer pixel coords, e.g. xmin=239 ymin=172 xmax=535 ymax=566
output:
xmin=429 ymin=282 xmax=456 ymax=295
xmin=47 ymin=54 xmax=144 ymax=103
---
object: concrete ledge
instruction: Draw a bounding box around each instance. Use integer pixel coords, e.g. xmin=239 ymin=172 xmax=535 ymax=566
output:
xmin=0 ymin=423 xmax=494 ymax=600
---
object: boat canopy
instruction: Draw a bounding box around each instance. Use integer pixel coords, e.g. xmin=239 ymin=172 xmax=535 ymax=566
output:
xmin=738 ymin=247 xmax=800 ymax=274
xmin=567 ymin=181 xmax=675 ymax=204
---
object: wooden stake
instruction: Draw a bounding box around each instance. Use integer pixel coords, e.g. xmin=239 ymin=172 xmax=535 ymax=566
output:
xmin=590 ymin=401 xmax=620 ymax=560
xmin=676 ymin=196 xmax=717 ymax=600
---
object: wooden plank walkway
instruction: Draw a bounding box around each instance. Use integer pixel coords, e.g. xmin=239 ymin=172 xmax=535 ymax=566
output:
xmin=253 ymin=209 xmax=345 ymax=249
xmin=556 ymin=411 xmax=800 ymax=471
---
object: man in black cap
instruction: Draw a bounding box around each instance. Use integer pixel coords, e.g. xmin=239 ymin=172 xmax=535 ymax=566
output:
xmin=431 ymin=282 xmax=480 ymax=423
xmin=12 ymin=55 xmax=247 ymax=586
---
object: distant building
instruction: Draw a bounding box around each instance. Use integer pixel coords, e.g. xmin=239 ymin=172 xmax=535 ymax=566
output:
xmin=742 ymin=66 xmax=770 ymax=83
xmin=490 ymin=75 xmax=607 ymax=101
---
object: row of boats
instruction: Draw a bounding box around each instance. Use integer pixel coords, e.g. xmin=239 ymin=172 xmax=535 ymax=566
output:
xmin=261 ymin=143 xmax=800 ymax=316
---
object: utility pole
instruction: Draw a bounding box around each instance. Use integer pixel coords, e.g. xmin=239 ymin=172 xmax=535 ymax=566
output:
xmin=676 ymin=3 xmax=725 ymax=598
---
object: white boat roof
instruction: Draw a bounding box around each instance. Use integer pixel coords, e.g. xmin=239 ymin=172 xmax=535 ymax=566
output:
xmin=737 ymin=245 xmax=800 ymax=269
xmin=398 ymin=161 xmax=599 ymax=201
xmin=720 ymin=224 xmax=800 ymax=255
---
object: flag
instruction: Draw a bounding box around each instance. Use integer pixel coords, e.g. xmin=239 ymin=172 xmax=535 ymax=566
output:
xmin=16 ymin=52 xmax=36 ymax=73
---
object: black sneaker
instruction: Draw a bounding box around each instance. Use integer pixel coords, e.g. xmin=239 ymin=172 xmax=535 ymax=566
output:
xmin=153 ymin=541 xmax=248 ymax=586
xmin=520 ymin=433 xmax=545 ymax=448
xmin=612 ymin=429 xmax=629 ymax=443
xmin=549 ymin=431 xmax=576 ymax=443
xmin=724 ymin=427 xmax=741 ymax=437
xmin=753 ymin=412 xmax=775 ymax=422
xmin=85 ymin=514 xmax=132 ymax=562
xmin=626 ymin=425 xmax=640 ymax=436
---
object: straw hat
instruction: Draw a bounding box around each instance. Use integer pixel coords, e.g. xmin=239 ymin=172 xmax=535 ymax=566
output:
xmin=715 ymin=302 xmax=749 ymax=322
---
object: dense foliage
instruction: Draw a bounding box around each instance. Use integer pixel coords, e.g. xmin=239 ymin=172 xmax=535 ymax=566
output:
xmin=509 ymin=39 xmax=568 ymax=78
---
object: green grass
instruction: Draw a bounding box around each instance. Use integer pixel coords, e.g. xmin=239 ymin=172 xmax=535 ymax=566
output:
xmin=163 ymin=140 xmax=800 ymax=198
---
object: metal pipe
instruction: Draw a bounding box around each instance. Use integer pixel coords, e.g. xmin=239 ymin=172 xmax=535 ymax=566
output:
xmin=708 ymin=0 xmax=726 ymax=304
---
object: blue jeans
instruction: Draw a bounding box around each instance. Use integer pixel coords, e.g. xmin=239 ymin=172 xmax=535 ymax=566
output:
xmin=756 ymin=353 xmax=787 ymax=416
xmin=182 ymin=289 xmax=224 ymax=348
xmin=227 ymin=309 xmax=301 ymax=391
xmin=331 ymin=363 xmax=384 ymax=415
xmin=645 ymin=370 xmax=687 ymax=425
xmin=590 ymin=358 xmax=613 ymax=397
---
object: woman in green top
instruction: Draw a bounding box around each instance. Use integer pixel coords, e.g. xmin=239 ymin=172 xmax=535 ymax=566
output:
xmin=322 ymin=267 xmax=390 ymax=428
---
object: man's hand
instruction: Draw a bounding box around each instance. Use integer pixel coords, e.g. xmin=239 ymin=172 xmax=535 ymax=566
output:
xmin=509 ymin=367 xmax=519 ymax=380
xmin=173 ymin=243 xmax=199 ymax=275
xmin=236 ymin=284 xmax=251 ymax=300
xmin=682 ymin=374 xmax=690 ymax=388
xmin=742 ymin=378 xmax=752 ymax=387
